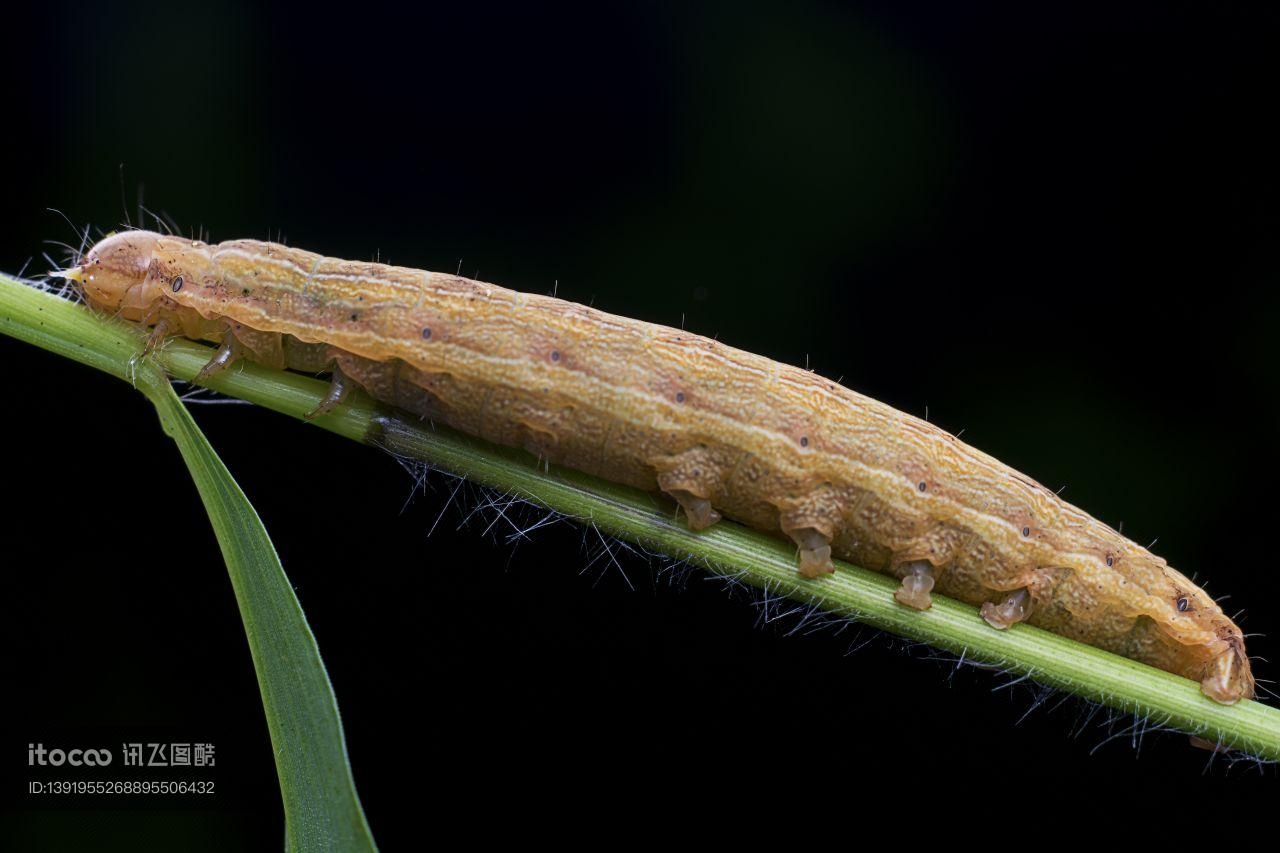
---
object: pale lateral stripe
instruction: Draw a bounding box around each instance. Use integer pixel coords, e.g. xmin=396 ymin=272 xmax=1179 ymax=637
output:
xmin=194 ymin=238 xmax=1162 ymax=591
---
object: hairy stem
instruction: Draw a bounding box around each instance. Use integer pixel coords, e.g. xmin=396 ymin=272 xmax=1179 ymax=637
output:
xmin=3 ymin=273 xmax=1277 ymax=761
xmin=1 ymin=275 xmax=376 ymax=850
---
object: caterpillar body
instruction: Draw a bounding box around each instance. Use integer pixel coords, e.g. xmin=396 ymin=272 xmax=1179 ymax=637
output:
xmin=64 ymin=230 xmax=1254 ymax=704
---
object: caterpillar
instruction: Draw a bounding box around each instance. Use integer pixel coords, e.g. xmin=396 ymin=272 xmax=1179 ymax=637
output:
xmin=61 ymin=229 xmax=1255 ymax=705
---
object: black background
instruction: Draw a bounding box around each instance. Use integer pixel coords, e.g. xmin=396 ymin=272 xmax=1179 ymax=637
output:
xmin=3 ymin=2 xmax=1277 ymax=848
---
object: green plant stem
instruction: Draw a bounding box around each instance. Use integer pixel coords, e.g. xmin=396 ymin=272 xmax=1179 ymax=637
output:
xmin=3 ymin=273 xmax=1278 ymax=761
xmin=1 ymin=275 xmax=376 ymax=850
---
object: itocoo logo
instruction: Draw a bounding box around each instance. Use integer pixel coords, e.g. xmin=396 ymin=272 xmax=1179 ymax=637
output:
xmin=28 ymin=744 xmax=113 ymax=766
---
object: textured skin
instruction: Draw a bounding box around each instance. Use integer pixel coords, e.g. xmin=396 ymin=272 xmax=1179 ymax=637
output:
xmin=70 ymin=231 xmax=1254 ymax=703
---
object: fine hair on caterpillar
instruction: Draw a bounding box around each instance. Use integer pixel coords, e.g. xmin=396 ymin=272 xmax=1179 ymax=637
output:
xmin=51 ymin=226 xmax=1258 ymax=709
xmin=389 ymin=450 xmax=1271 ymax=768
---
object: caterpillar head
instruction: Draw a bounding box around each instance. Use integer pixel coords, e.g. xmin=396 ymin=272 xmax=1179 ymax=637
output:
xmin=58 ymin=230 xmax=162 ymax=321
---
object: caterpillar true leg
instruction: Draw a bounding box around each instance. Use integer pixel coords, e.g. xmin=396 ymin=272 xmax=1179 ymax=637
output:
xmin=894 ymin=560 xmax=936 ymax=610
xmin=306 ymin=367 xmax=352 ymax=420
xmin=141 ymin=317 xmax=173 ymax=357
xmin=981 ymin=587 xmax=1032 ymax=629
xmin=194 ymin=336 xmax=241 ymax=383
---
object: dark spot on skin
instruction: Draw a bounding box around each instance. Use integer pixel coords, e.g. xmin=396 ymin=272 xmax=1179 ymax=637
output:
xmin=242 ymin=288 xmax=251 ymax=295
xmin=1106 ymin=555 xmax=1115 ymax=567
xmin=918 ymin=481 xmax=927 ymax=492
xmin=676 ymin=392 xmax=685 ymax=403
xmin=800 ymin=436 xmax=809 ymax=447
xmin=692 ymin=468 xmax=702 ymax=477
xmin=1177 ymin=597 xmax=1190 ymax=612
xmin=550 ymin=350 xmax=561 ymax=362
xmin=421 ymin=327 xmax=432 ymax=340
xmin=350 ymin=313 xmax=359 ymax=322
xmin=171 ymin=275 xmax=183 ymax=293
xmin=1022 ymin=526 xmax=1031 ymax=537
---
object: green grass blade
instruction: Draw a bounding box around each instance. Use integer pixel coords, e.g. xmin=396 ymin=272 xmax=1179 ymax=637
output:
xmin=1 ymin=276 xmax=377 ymax=852
xmin=148 ymin=383 xmax=377 ymax=852
xmin=3 ymin=273 xmax=1279 ymax=763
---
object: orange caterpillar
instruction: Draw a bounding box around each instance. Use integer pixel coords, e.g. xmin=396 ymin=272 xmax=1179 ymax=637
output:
xmin=62 ymin=230 xmax=1254 ymax=704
